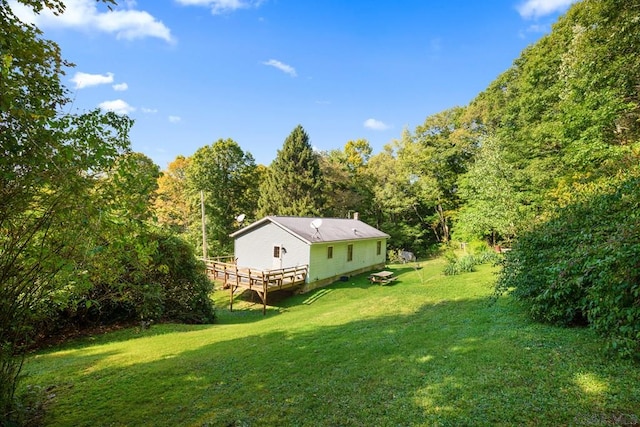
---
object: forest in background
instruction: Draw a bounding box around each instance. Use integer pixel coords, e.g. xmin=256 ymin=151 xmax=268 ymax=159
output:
xmin=164 ymin=0 xmax=638 ymax=257
xmin=154 ymin=0 xmax=640 ymax=359
xmin=2 ymin=0 xmax=639 ymax=421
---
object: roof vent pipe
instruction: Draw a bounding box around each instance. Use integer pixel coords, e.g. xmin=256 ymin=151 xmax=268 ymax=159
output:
xmin=353 ymin=212 xmax=359 ymax=220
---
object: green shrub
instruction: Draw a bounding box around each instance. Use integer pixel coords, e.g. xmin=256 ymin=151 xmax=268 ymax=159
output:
xmin=443 ymin=254 xmax=476 ymax=275
xmin=443 ymin=262 xmax=459 ymax=276
xmin=496 ymin=172 xmax=640 ymax=359
xmin=458 ymin=255 xmax=478 ymax=273
xmin=387 ymin=249 xmax=401 ymax=264
xmin=153 ymin=234 xmax=216 ymax=324
xmin=473 ymin=249 xmax=501 ymax=265
xmin=41 ymin=230 xmax=215 ymax=335
xmin=443 ymin=244 xmax=501 ymax=276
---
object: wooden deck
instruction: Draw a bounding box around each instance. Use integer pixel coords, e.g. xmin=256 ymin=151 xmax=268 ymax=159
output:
xmin=204 ymin=259 xmax=308 ymax=314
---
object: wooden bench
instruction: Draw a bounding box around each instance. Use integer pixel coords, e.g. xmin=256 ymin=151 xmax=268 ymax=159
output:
xmin=368 ymin=270 xmax=396 ymax=285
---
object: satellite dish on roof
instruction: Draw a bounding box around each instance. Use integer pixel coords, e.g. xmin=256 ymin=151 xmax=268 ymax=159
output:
xmin=236 ymin=213 xmax=246 ymax=223
xmin=310 ymin=218 xmax=323 ymax=230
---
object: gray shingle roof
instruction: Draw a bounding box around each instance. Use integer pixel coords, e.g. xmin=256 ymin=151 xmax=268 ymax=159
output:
xmin=230 ymin=216 xmax=389 ymax=244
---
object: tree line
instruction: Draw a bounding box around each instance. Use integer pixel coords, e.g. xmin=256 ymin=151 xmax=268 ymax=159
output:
xmin=160 ymin=115 xmax=474 ymax=259
xmin=2 ymin=0 xmax=639 ymax=422
xmin=161 ymin=0 xmax=639 ymax=360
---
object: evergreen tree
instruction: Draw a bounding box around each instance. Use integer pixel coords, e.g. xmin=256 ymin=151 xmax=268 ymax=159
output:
xmin=258 ymin=125 xmax=324 ymax=217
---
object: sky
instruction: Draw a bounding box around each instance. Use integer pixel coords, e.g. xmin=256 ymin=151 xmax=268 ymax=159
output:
xmin=12 ymin=0 xmax=579 ymax=169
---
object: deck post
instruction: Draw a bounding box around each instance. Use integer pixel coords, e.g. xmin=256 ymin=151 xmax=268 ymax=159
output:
xmin=262 ymin=271 xmax=267 ymax=315
xmin=216 ymin=263 xmax=308 ymax=315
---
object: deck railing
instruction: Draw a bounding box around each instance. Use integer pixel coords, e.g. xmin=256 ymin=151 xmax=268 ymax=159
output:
xmin=203 ymin=259 xmax=308 ymax=314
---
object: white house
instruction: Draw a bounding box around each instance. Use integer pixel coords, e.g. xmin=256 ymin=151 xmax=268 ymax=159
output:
xmin=230 ymin=215 xmax=389 ymax=290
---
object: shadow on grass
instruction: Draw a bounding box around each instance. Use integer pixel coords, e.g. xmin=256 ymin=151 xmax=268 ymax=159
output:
xmin=27 ymin=296 xmax=640 ymax=427
xmin=32 ymin=322 xmax=216 ymax=354
xmin=212 ymin=264 xmax=456 ymax=327
xmin=213 ymin=271 xmax=382 ymax=323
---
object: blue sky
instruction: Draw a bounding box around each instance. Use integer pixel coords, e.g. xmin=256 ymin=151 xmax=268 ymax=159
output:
xmin=12 ymin=0 xmax=578 ymax=168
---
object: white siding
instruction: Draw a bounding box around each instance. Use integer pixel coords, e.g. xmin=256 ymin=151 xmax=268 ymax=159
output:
xmin=234 ymin=222 xmax=310 ymax=270
xmin=233 ymin=219 xmax=387 ymax=286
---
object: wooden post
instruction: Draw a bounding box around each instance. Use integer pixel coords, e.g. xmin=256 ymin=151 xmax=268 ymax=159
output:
xmin=200 ymin=190 xmax=207 ymax=260
xmin=263 ymin=272 xmax=267 ymax=315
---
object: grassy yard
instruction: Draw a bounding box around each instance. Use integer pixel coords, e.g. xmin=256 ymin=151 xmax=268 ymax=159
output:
xmin=20 ymin=258 xmax=640 ymax=426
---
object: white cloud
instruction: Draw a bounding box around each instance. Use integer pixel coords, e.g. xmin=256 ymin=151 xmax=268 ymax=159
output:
xmin=429 ymin=37 xmax=442 ymax=53
xmin=520 ymin=22 xmax=552 ymax=37
xmin=70 ymin=72 xmax=114 ymax=89
xmin=176 ymin=0 xmax=264 ymax=15
xmin=262 ymin=59 xmax=297 ymax=77
xmin=168 ymin=115 xmax=182 ymax=123
xmin=517 ymin=0 xmax=578 ymax=19
xmin=141 ymin=107 xmax=158 ymax=114
xmin=112 ymin=82 xmax=129 ymax=91
xmin=10 ymin=0 xmax=173 ymax=43
xmin=526 ymin=23 xmax=549 ymax=32
xmin=364 ymin=118 xmax=390 ymax=131
xmin=98 ymin=99 xmax=135 ymax=115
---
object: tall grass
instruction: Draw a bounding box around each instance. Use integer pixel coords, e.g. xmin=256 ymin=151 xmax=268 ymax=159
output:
xmin=18 ymin=259 xmax=640 ymax=426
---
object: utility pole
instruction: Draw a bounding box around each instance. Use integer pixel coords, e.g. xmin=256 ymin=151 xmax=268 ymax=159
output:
xmin=200 ymin=190 xmax=207 ymax=260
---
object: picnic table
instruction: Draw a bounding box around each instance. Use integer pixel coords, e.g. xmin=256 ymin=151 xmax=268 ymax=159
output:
xmin=368 ymin=270 xmax=396 ymax=285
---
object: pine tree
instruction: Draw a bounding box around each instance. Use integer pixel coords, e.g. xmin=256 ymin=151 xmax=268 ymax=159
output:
xmin=258 ymin=125 xmax=325 ymax=217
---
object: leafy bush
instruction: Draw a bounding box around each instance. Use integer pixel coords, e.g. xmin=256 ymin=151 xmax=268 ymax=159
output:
xmin=387 ymin=249 xmax=402 ymax=264
xmin=153 ymin=234 xmax=216 ymax=324
xmin=481 ymin=251 xmax=502 ymax=264
xmin=443 ymin=245 xmax=501 ymax=276
xmin=460 ymin=255 xmax=478 ymax=273
xmin=38 ymin=229 xmax=215 ymax=339
xmin=496 ymin=172 xmax=640 ymax=359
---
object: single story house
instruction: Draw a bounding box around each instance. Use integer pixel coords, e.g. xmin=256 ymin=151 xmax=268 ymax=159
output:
xmin=230 ymin=215 xmax=389 ymax=290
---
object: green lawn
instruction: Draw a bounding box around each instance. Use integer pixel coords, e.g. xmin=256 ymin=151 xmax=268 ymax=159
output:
xmin=20 ymin=259 xmax=640 ymax=426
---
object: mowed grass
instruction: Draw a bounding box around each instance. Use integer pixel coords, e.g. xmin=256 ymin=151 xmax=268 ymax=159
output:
xmin=20 ymin=258 xmax=640 ymax=426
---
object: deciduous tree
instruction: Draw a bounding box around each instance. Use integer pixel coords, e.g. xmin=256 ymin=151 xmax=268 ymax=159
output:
xmin=154 ymin=155 xmax=195 ymax=234
xmin=187 ymin=139 xmax=258 ymax=255
xmin=0 ymin=0 xmax=129 ymax=420
xmin=317 ymin=139 xmax=374 ymax=219
xmin=455 ymin=137 xmax=525 ymax=245
xmin=397 ymin=107 xmax=476 ymax=244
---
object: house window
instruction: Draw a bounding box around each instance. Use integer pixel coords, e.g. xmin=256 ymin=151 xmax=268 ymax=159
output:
xmin=273 ymin=245 xmax=280 ymax=258
xmin=327 ymin=246 xmax=333 ymax=259
xmin=347 ymin=244 xmax=353 ymax=262
xmin=376 ymin=241 xmax=382 ymax=255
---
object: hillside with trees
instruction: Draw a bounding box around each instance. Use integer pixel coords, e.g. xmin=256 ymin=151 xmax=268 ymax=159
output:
xmin=474 ymin=0 xmax=640 ymax=359
xmin=159 ymin=0 xmax=639 ymax=358
xmin=0 ymin=0 xmax=215 ymax=419
xmin=2 ymin=0 xmax=639 ymax=422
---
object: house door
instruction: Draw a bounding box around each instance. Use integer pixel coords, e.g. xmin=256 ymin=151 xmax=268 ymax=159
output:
xmin=272 ymin=245 xmax=282 ymax=269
